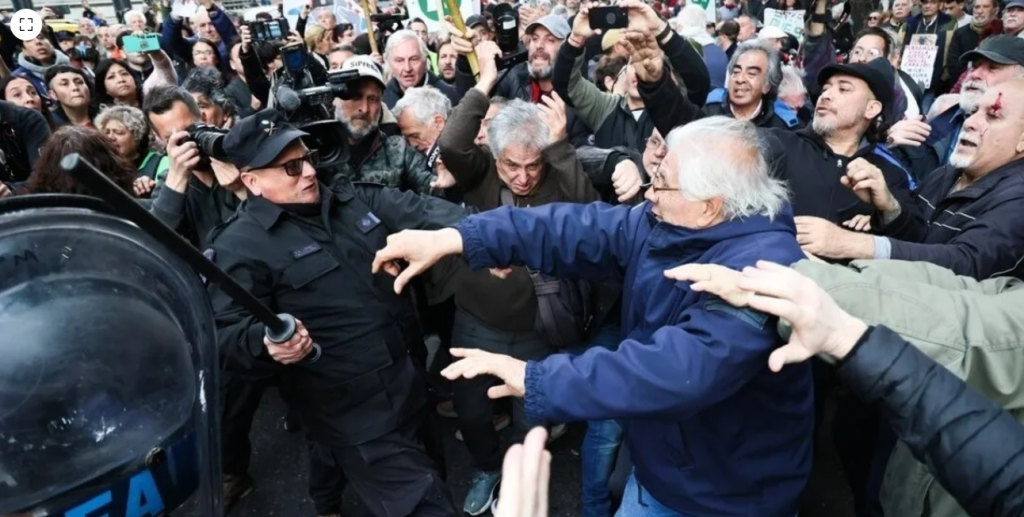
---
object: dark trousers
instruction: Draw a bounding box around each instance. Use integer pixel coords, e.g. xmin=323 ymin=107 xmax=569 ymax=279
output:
xmin=221 ymin=371 xmax=345 ymax=513
xmin=314 ymin=414 xmax=457 ymax=517
xmin=450 ymin=309 xmax=556 ymax=473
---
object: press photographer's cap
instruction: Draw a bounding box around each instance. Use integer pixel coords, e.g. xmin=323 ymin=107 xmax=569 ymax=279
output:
xmin=223 ymin=109 xmax=308 ymax=171
xmin=526 ymin=14 xmax=571 ymax=40
xmin=341 ymin=55 xmax=386 ymax=88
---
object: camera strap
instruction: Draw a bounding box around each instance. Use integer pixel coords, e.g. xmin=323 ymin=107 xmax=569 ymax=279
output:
xmin=425 ymin=141 xmax=442 ymax=169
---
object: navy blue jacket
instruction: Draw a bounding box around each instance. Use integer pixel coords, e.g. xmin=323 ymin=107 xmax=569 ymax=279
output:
xmin=839 ymin=326 xmax=1024 ymax=516
xmin=879 ymin=157 xmax=1024 ymax=280
xmin=456 ymin=202 xmax=814 ymax=517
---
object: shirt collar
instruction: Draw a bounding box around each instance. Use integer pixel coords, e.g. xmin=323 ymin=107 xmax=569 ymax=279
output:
xmin=247 ymin=183 xmax=336 ymax=231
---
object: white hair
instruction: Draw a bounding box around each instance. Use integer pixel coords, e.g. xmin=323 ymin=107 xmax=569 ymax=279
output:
xmin=676 ymin=4 xmax=708 ymax=37
xmin=392 ymin=86 xmax=452 ymax=123
xmin=777 ymin=65 xmax=806 ymax=98
xmin=124 ymin=9 xmax=146 ymax=23
xmin=384 ymin=29 xmax=429 ymax=73
xmin=487 ymin=99 xmax=550 ymax=159
xmin=665 ymin=116 xmax=788 ymax=221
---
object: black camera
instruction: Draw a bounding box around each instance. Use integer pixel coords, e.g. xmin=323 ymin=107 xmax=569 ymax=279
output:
xmin=248 ymin=18 xmax=290 ymax=44
xmin=184 ymin=123 xmax=230 ymax=169
xmin=296 ymin=69 xmax=361 ymax=106
xmin=492 ymin=4 xmax=528 ymax=70
xmin=370 ymin=13 xmax=409 ymax=49
xmin=588 ymin=6 xmax=628 ymax=30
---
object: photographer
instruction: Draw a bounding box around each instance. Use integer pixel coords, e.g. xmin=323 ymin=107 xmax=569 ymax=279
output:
xmin=434 ymin=40 xmax=597 ymax=515
xmin=144 ymin=85 xmax=245 ymax=248
xmin=238 ymin=25 xmax=328 ymax=121
xmin=384 ymin=30 xmax=461 ymax=109
xmin=323 ymin=56 xmax=439 ymax=194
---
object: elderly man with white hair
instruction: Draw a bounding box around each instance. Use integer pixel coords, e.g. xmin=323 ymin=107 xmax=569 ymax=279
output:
xmin=372 ymin=116 xmax=814 ymax=517
xmin=384 ymin=29 xmax=460 ymax=109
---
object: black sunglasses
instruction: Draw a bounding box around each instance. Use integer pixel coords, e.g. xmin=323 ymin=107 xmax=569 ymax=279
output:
xmin=277 ymin=149 xmax=320 ymax=176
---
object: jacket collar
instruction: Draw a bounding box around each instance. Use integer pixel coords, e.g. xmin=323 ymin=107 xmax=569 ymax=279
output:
xmin=941 ymin=156 xmax=1024 ymax=202
xmin=641 ymin=202 xmax=797 ymax=255
xmin=246 ymin=183 xmax=337 ymax=231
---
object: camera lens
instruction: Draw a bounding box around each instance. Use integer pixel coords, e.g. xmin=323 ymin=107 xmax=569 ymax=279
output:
xmin=606 ymin=12 xmax=616 ymax=23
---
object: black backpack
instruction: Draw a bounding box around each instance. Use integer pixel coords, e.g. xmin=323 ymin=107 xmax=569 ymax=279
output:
xmin=500 ymin=188 xmax=593 ymax=349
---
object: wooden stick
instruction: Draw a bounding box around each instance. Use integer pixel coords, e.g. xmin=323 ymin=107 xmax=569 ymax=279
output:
xmin=360 ymin=0 xmax=379 ymax=55
xmin=443 ymin=0 xmax=479 ymax=76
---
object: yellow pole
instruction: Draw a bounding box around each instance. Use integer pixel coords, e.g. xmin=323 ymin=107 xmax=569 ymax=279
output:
xmin=443 ymin=0 xmax=479 ymax=76
xmin=361 ymin=0 xmax=379 ymax=55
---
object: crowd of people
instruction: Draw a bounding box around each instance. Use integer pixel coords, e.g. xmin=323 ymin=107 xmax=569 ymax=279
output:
xmin=2 ymin=0 xmax=1024 ymax=515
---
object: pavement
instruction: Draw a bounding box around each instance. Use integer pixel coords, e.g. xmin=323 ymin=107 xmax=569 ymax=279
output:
xmin=184 ymin=389 xmax=858 ymax=517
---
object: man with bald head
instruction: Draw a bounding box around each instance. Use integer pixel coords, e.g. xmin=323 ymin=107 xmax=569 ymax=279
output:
xmin=815 ymin=79 xmax=1024 ymax=280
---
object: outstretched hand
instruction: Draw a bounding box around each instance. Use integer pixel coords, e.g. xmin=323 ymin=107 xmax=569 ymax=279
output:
xmin=441 ymin=348 xmax=527 ymax=399
xmin=371 ymin=228 xmax=465 ymax=294
xmin=495 ymin=427 xmax=552 ymax=517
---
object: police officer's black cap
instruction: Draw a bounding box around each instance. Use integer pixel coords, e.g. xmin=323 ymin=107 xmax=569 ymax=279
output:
xmin=960 ymin=35 xmax=1024 ymax=67
xmin=223 ymin=109 xmax=308 ymax=171
xmin=818 ymin=58 xmax=895 ymax=112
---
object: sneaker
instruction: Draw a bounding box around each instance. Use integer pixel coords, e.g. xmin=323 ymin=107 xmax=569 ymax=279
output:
xmin=455 ymin=414 xmax=511 ymax=442
xmin=223 ymin=473 xmax=254 ymax=514
xmin=547 ymin=423 xmax=568 ymax=444
xmin=463 ymin=471 xmax=501 ymax=516
xmin=436 ymin=400 xmax=458 ymax=418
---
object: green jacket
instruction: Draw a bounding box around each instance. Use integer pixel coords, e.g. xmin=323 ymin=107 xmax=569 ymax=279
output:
xmin=325 ymin=130 xmax=437 ymax=194
xmin=792 ymin=259 xmax=1024 ymax=517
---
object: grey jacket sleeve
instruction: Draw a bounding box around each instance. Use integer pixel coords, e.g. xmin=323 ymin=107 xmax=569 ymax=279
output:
xmin=838 ymin=325 xmax=1024 ymax=517
xmin=149 ymin=179 xmax=187 ymax=233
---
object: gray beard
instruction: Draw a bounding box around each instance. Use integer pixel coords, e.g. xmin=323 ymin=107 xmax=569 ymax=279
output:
xmin=948 ymin=146 xmax=975 ymax=169
xmin=811 ymin=117 xmax=837 ymax=138
xmin=529 ymin=63 xmax=553 ymax=80
xmin=337 ymin=106 xmax=377 ymax=141
xmin=959 ymin=88 xmax=983 ymax=113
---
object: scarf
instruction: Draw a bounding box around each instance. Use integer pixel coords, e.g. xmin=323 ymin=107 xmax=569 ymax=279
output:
xmin=16 ymin=50 xmax=70 ymax=78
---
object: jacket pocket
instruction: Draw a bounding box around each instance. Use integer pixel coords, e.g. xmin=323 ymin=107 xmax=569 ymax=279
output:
xmin=282 ymin=250 xmax=339 ymax=290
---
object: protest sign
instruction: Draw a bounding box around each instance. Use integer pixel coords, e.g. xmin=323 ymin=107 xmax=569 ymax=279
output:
xmin=900 ymin=34 xmax=939 ymax=89
xmin=763 ymin=8 xmax=805 ymax=41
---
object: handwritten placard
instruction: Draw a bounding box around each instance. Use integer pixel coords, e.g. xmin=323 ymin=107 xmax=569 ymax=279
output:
xmin=901 ymin=34 xmax=939 ymax=89
xmin=763 ymin=8 xmax=806 ymax=42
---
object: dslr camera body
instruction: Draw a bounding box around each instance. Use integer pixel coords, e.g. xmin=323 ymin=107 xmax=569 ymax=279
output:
xmin=183 ymin=123 xmax=230 ymax=170
xmin=492 ymin=4 xmax=528 ymax=70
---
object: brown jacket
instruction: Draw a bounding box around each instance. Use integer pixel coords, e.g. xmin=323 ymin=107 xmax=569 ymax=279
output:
xmin=438 ymin=88 xmax=598 ymax=332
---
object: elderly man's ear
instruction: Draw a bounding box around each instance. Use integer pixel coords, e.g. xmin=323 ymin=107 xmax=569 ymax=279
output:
xmin=698 ymin=198 xmax=725 ymax=228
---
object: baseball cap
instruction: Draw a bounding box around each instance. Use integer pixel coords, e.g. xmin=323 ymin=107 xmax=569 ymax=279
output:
xmin=758 ymin=26 xmax=788 ymax=39
xmin=818 ymin=58 xmax=895 ymax=112
xmin=525 ymin=14 xmax=571 ymax=40
xmin=466 ymin=14 xmax=488 ymax=30
xmin=960 ymin=34 xmax=1024 ymax=67
xmin=222 ymin=109 xmax=309 ymax=171
xmin=341 ymin=55 xmax=386 ymax=88
xmin=601 ymin=29 xmax=624 ymax=51
xmin=1005 ymin=0 xmax=1024 ymax=9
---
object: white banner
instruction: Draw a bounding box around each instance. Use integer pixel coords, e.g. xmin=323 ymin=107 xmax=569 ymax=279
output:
xmin=688 ymin=0 xmax=716 ymax=23
xmin=763 ymin=8 xmax=806 ymax=41
xmin=900 ymin=34 xmax=939 ymax=90
xmin=404 ymin=0 xmax=479 ymax=33
xmin=282 ymin=0 xmax=369 ymax=34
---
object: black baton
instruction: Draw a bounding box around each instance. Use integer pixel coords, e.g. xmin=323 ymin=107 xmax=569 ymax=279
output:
xmin=60 ymin=153 xmax=322 ymax=363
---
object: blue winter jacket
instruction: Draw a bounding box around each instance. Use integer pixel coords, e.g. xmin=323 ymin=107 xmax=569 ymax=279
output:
xmin=456 ymin=201 xmax=814 ymax=517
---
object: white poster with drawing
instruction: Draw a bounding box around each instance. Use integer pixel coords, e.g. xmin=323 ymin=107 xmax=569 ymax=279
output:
xmin=900 ymin=34 xmax=939 ymax=89
xmin=763 ymin=8 xmax=806 ymax=41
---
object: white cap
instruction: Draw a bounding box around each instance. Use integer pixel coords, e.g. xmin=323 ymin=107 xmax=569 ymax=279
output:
xmin=758 ymin=26 xmax=789 ymax=40
xmin=341 ymin=55 xmax=386 ymax=87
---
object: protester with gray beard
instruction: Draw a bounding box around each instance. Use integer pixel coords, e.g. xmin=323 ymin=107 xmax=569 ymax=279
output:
xmin=887 ymin=35 xmax=1024 ymax=182
xmin=320 ymin=56 xmax=440 ymax=195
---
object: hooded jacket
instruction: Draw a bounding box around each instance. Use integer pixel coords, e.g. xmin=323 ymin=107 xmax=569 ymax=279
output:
xmin=12 ymin=50 xmax=71 ymax=102
xmin=455 ymin=201 xmax=813 ymax=517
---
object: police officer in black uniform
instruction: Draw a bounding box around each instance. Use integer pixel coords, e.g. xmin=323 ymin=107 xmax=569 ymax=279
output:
xmin=208 ymin=109 xmax=464 ymax=517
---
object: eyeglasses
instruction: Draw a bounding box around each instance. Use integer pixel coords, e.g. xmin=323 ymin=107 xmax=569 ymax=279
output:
xmin=645 ymin=135 xmax=667 ymax=152
xmin=277 ymin=149 xmax=319 ymax=176
xmin=851 ymin=47 xmax=884 ymax=60
xmin=640 ymin=168 xmax=677 ymax=195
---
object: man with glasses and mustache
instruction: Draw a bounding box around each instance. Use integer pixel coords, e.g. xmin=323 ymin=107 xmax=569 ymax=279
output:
xmin=888 ymin=36 xmax=1024 ymax=181
xmin=207 ymin=108 xmax=466 ymax=517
